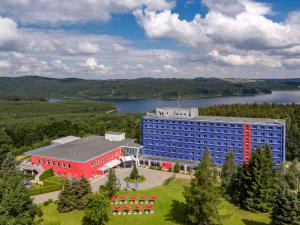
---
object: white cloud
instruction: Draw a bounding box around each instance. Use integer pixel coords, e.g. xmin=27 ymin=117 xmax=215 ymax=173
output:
xmin=163 ymin=64 xmax=178 ymax=73
xmin=0 ymin=17 xmax=19 ymax=49
xmin=209 ymin=50 xmax=282 ymax=68
xmin=0 ymin=0 xmax=174 ymax=24
xmin=77 ymin=42 xmax=99 ymax=55
xmin=80 ymin=58 xmax=110 ymax=74
xmin=0 ymin=60 xmax=11 ymax=69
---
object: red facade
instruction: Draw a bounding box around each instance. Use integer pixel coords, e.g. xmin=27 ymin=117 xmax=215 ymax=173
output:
xmin=160 ymin=162 xmax=173 ymax=170
xmin=243 ymin=123 xmax=251 ymax=163
xmin=31 ymin=147 xmax=121 ymax=179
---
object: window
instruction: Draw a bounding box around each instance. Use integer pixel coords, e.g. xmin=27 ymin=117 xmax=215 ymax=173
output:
xmin=68 ymin=164 xmax=71 ymax=169
xmin=91 ymin=162 xmax=94 ymax=167
xmin=63 ymin=163 xmax=66 ymax=168
xmin=57 ymin=162 xmax=60 ymax=167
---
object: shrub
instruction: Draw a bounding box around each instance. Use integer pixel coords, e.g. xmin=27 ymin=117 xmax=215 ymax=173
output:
xmin=39 ymin=169 xmax=54 ymax=181
xmin=173 ymin=162 xmax=180 ymax=173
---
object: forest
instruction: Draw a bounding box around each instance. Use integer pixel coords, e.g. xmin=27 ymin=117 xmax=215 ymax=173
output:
xmin=0 ymin=76 xmax=300 ymax=100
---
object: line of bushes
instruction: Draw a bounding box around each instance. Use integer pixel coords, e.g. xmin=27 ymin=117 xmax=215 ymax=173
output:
xmin=29 ymin=184 xmax=63 ymax=196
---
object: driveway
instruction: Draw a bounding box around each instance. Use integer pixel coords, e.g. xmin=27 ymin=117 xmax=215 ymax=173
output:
xmin=33 ymin=167 xmax=174 ymax=204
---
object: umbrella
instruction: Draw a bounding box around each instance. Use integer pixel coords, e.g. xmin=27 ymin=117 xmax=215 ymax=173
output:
xmin=135 ymin=205 xmax=142 ymax=211
xmin=145 ymin=205 xmax=153 ymax=209
xmin=130 ymin=196 xmax=137 ymax=201
xmin=126 ymin=180 xmax=130 ymax=190
xmin=124 ymin=205 xmax=131 ymax=211
xmin=120 ymin=195 xmax=127 ymax=201
xmin=111 ymin=196 xmax=118 ymax=202
xmin=114 ymin=205 xmax=121 ymax=211
xmin=150 ymin=195 xmax=157 ymax=201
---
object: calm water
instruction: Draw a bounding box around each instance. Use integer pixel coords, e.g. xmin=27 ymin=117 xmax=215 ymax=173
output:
xmin=103 ymin=90 xmax=300 ymax=113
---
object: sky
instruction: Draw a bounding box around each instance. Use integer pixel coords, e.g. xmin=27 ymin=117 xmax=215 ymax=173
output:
xmin=0 ymin=0 xmax=300 ymax=80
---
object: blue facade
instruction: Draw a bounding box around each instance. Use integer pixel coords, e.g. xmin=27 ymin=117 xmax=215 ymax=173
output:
xmin=142 ymin=116 xmax=285 ymax=166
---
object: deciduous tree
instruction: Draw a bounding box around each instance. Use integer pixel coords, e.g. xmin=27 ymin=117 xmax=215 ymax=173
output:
xmin=82 ymin=193 xmax=110 ymax=225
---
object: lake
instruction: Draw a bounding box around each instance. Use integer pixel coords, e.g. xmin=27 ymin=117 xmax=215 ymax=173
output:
xmin=103 ymin=90 xmax=300 ymax=113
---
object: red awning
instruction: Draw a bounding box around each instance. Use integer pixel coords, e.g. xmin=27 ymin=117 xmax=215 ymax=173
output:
xmin=140 ymin=195 xmax=146 ymax=200
xmin=121 ymin=196 xmax=127 ymax=201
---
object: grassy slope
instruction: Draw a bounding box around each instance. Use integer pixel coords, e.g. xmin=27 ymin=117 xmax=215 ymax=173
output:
xmin=41 ymin=179 xmax=270 ymax=225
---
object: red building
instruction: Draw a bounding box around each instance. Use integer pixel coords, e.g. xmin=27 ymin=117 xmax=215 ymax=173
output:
xmin=29 ymin=133 xmax=141 ymax=179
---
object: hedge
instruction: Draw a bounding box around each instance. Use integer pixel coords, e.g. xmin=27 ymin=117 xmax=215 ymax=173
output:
xmin=29 ymin=184 xmax=63 ymax=196
xmin=39 ymin=169 xmax=54 ymax=181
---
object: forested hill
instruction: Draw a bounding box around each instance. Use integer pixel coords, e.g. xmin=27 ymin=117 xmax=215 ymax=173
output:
xmin=0 ymin=76 xmax=300 ymax=100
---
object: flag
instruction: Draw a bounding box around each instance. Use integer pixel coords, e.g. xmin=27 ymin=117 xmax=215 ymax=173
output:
xmin=126 ymin=180 xmax=130 ymax=190
xmin=134 ymin=180 xmax=138 ymax=190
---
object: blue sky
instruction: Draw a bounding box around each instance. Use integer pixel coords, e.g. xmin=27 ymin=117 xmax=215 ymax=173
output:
xmin=0 ymin=0 xmax=300 ymax=79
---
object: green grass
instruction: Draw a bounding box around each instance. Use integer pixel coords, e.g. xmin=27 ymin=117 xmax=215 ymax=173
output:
xmin=41 ymin=179 xmax=270 ymax=225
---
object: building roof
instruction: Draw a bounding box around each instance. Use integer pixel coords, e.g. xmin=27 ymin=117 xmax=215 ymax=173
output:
xmin=31 ymin=135 xmax=141 ymax=162
xmin=139 ymin=155 xmax=199 ymax=166
xmin=105 ymin=131 xmax=124 ymax=135
xmin=144 ymin=113 xmax=285 ymax=125
xmin=52 ymin=136 xmax=81 ymax=145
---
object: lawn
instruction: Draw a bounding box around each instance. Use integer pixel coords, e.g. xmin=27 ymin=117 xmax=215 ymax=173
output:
xmin=41 ymin=178 xmax=270 ymax=225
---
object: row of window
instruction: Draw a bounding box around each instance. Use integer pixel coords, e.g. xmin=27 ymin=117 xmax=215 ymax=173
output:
xmin=144 ymin=129 xmax=244 ymax=136
xmin=144 ymin=119 xmax=283 ymax=131
xmin=37 ymin=159 xmax=72 ymax=169
xmin=144 ymin=135 xmax=243 ymax=141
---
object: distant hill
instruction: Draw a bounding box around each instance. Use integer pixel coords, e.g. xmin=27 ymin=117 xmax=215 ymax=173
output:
xmin=0 ymin=76 xmax=299 ymax=100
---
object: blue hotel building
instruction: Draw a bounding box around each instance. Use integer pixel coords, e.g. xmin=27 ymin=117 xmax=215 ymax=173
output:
xmin=140 ymin=107 xmax=285 ymax=170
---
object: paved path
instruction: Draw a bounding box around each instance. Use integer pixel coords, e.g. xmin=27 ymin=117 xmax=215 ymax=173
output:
xmin=32 ymin=168 xmax=176 ymax=204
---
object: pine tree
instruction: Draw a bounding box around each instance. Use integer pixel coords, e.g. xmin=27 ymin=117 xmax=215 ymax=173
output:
xmin=82 ymin=193 xmax=110 ymax=225
xmin=271 ymin=182 xmax=299 ymax=225
xmin=241 ymin=146 xmax=276 ymax=212
xmin=0 ymin=171 xmax=42 ymax=224
xmin=228 ymin=165 xmax=243 ymax=205
xmin=78 ymin=176 xmax=92 ymax=209
xmin=183 ymin=149 xmax=220 ymax=225
xmin=221 ymin=151 xmax=237 ymax=196
xmin=129 ymin=164 xmax=139 ymax=180
xmin=57 ymin=179 xmax=78 ymax=213
xmin=1 ymin=152 xmax=17 ymax=173
xmin=99 ymin=169 xmax=118 ymax=198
